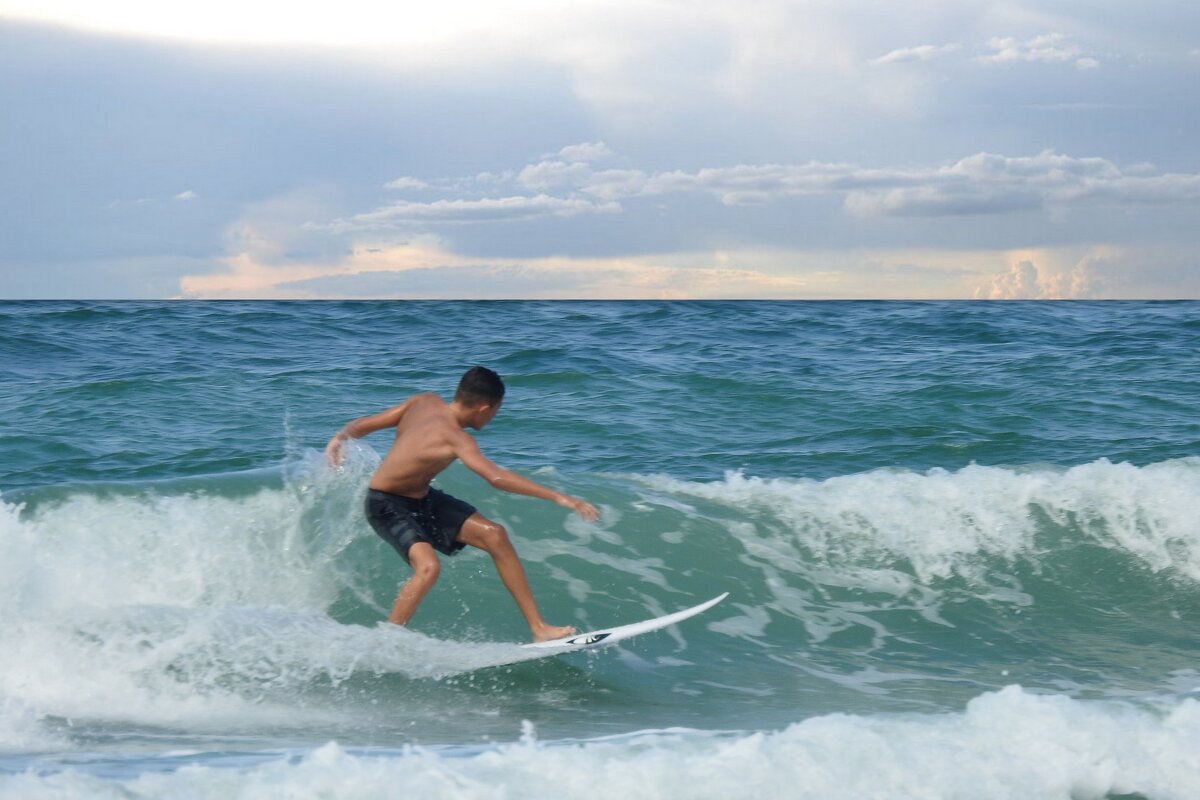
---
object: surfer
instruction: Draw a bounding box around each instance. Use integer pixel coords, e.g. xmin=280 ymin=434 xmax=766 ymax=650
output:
xmin=325 ymin=366 xmax=598 ymax=642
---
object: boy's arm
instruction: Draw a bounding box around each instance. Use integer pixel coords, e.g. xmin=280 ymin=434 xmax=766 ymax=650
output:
xmin=454 ymin=432 xmax=599 ymax=521
xmin=325 ymin=399 xmax=413 ymax=466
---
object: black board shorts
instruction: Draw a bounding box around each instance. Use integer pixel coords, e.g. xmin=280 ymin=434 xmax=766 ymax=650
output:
xmin=364 ymin=487 xmax=477 ymax=565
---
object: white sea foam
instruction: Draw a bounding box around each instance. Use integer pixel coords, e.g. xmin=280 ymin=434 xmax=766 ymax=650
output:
xmin=0 ymin=456 xmax=537 ymax=745
xmin=635 ymin=458 xmax=1200 ymax=649
xmin=0 ymin=695 xmax=65 ymax=753
xmin=1 ymin=687 xmax=1196 ymax=799
xmin=642 ymin=457 xmax=1200 ymax=583
xmin=0 ymin=486 xmax=340 ymax=617
xmin=0 ymin=603 xmax=535 ymax=736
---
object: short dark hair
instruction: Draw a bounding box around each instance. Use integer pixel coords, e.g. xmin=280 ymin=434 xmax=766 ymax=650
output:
xmin=454 ymin=366 xmax=505 ymax=406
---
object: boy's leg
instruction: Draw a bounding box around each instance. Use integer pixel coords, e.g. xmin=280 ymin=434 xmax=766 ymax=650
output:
xmin=456 ymin=513 xmax=576 ymax=642
xmin=389 ymin=542 xmax=440 ymax=625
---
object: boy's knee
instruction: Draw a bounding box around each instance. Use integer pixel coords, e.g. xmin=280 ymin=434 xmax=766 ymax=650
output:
xmin=481 ymin=522 xmax=511 ymax=550
xmin=412 ymin=557 xmax=440 ymax=582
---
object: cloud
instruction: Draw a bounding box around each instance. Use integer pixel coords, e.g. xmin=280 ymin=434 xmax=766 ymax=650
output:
xmin=978 ymin=33 xmax=1099 ymax=70
xmin=7 ymin=14 xmax=1200 ymax=300
xmin=516 ymin=161 xmax=597 ymax=191
xmin=427 ymin=147 xmax=1200 ymax=218
xmin=844 ymin=152 xmax=1200 ymax=217
xmin=977 ymin=259 xmax=1043 ymax=298
xmin=326 ymin=195 xmax=621 ymax=231
xmin=973 ymin=251 xmax=1106 ymax=299
xmin=870 ymin=33 xmax=1104 ymax=72
xmin=552 ymin=141 xmax=613 ymax=162
xmin=452 ymin=157 xmax=871 ymax=207
xmin=846 ymin=185 xmax=1043 ymax=217
xmin=383 ymin=177 xmax=429 ymax=191
xmin=576 ymin=169 xmax=649 ymax=201
xmin=177 ymin=237 xmax=817 ymax=299
xmin=4 ymin=1 xmax=1015 ymax=132
xmin=871 ymin=44 xmax=961 ymax=65
xmin=180 ymin=191 xmax=1197 ymax=299
xmin=273 ymin=262 xmax=810 ymax=299
xmin=1062 ymin=173 xmax=1200 ymax=205
xmin=637 ymin=164 xmax=838 ymax=204
xmin=173 ymin=190 xmax=197 ymax=201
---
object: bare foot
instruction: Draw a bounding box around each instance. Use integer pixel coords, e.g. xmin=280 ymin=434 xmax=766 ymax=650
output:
xmin=532 ymin=623 xmax=577 ymax=643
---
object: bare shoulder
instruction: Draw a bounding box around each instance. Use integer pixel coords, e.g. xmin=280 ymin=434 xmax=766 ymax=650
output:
xmin=405 ymin=394 xmax=460 ymax=436
xmin=409 ymin=392 xmax=443 ymax=406
xmin=399 ymin=393 xmax=445 ymax=417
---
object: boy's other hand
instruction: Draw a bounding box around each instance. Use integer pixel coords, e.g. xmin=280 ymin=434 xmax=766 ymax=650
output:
xmin=325 ymin=436 xmax=345 ymax=468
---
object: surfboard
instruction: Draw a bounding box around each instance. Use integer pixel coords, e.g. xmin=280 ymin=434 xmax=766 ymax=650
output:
xmin=519 ymin=592 xmax=728 ymax=658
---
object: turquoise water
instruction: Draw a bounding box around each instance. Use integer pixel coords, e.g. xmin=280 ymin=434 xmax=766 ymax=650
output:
xmin=1 ymin=301 xmax=1199 ymax=798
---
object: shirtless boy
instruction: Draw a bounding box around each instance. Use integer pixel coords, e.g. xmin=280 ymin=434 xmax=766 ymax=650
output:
xmin=325 ymin=366 xmax=598 ymax=642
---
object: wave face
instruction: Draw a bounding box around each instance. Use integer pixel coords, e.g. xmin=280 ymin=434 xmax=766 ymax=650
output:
xmin=2 ymin=455 xmax=1197 ymax=748
xmin=2 ymin=300 xmax=1199 ymax=795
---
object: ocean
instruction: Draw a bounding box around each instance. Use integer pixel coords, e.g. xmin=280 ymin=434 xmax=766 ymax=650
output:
xmin=1 ymin=300 xmax=1198 ymax=799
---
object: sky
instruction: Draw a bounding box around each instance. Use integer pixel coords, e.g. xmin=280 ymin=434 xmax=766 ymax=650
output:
xmin=1 ymin=1 xmax=1198 ymax=299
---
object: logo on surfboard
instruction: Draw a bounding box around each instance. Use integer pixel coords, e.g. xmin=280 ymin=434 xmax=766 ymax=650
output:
xmin=565 ymin=632 xmax=611 ymax=646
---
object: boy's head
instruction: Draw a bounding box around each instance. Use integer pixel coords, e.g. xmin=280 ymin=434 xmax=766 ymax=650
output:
xmin=454 ymin=366 xmax=506 ymax=409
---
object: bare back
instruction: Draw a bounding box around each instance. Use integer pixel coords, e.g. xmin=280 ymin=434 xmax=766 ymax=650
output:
xmin=368 ymin=394 xmax=465 ymax=497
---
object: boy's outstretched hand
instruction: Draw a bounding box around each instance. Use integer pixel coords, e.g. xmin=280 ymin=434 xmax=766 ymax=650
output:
xmin=558 ymin=495 xmax=600 ymax=521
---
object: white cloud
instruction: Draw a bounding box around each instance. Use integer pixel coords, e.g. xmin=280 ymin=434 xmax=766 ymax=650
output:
xmin=978 ymin=33 xmax=1099 ymax=70
xmin=383 ymin=176 xmax=429 ymax=190
xmin=510 ymin=148 xmax=1200 ymax=216
xmin=177 ymin=236 xmax=819 ymax=299
xmin=635 ymin=162 xmax=867 ymax=205
xmin=498 ymin=159 xmax=880 ymax=206
xmin=553 ymin=141 xmax=613 ymax=162
xmin=330 ymin=148 xmax=1200 ymax=235
xmin=473 ymin=171 xmax=517 ymax=185
xmin=0 ymin=0 xmax=568 ymax=49
xmin=871 ymin=44 xmax=961 ymax=65
xmin=844 ymin=152 xmax=1200 ymax=216
xmin=186 ymin=232 xmax=1149 ymax=300
xmin=974 ymin=256 xmax=1099 ymax=299
xmin=578 ymin=169 xmax=649 ymax=201
xmin=978 ymin=259 xmax=1042 ymax=298
xmin=0 ymin=0 xmax=999 ymax=130
xmin=183 ymin=186 xmax=1196 ymax=299
xmin=173 ymin=189 xmax=197 ymax=201
xmin=327 ymin=194 xmax=620 ymax=231
xmin=1061 ymin=173 xmax=1200 ymax=205
xmin=516 ymin=160 xmax=596 ymax=191
xmin=846 ymin=185 xmax=1042 ymax=217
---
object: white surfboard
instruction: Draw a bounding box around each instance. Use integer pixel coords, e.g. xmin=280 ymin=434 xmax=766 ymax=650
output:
xmin=519 ymin=592 xmax=728 ymax=658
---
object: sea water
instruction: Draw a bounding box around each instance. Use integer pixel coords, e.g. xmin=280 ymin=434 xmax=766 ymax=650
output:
xmin=0 ymin=301 xmax=1198 ymax=799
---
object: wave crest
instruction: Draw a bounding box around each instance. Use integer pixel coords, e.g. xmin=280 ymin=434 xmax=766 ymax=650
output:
xmin=642 ymin=457 xmax=1200 ymax=584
